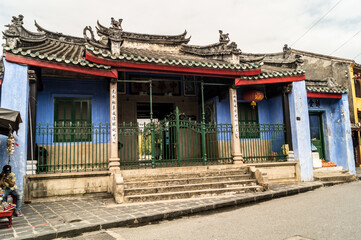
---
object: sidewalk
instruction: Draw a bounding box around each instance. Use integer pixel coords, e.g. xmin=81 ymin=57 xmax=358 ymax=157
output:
xmin=0 ymin=181 xmax=339 ymax=240
xmin=356 ymin=167 xmax=361 ymax=180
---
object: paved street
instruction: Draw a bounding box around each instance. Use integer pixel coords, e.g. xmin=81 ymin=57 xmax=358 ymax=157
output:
xmin=66 ymin=181 xmax=361 ymax=240
xmin=0 ymin=182 xmax=324 ymax=239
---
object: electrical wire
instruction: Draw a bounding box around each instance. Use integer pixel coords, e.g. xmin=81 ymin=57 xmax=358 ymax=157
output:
xmin=329 ymin=28 xmax=361 ymax=55
xmin=291 ymin=0 xmax=344 ymax=47
xmin=353 ymin=51 xmax=361 ymax=60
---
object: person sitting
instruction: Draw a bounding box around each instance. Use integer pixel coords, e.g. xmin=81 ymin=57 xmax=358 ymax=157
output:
xmin=0 ymin=165 xmax=22 ymax=216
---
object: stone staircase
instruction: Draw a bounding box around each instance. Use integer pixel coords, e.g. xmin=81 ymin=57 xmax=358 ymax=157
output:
xmin=313 ymin=167 xmax=356 ymax=183
xmin=122 ymin=166 xmax=265 ymax=203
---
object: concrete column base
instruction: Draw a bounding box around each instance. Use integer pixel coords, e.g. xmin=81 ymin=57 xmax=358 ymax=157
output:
xmin=233 ymin=154 xmax=244 ymax=165
xmin=112 ymin=172 xmax=124 ymax=204
xmin=109 ymin=157 xmax=120 ymax=172
xmin=26 ymin=160 xmax=37 ymax=175
xmin=249 ymin=166 xmax=269 ymax=190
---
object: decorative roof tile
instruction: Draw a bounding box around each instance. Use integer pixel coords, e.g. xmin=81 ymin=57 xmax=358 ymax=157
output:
xmin=86 ymin=44 xmax=260 ymax=70
xmin=2 ymin=43 xmax=111 ymax=70
xmin=305 ymin=77 xmax=348 ymax=94
xmin=306 ymin=86 xmax=348 ymax=93
xmin=238 ymin=69 xmax=305 ymax=80
xmin=3 ymin=15 xmax=262 ymax=74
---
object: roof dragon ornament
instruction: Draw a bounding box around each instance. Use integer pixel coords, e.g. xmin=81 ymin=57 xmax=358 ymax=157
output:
xmin=83 ymin=26 xmax=109 ymax=49
xmin=3 ymin=15 xmax=24 ymax=48
xmin=83 ymin=17 xmax=124 ymax=55
xmin=3 ymin=14 xmax=46 ymax=48
xmin=219 ymin=30 xmax=230 ymax=43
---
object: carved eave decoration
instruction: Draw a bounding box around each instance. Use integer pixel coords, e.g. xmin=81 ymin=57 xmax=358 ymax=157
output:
xmin=241 ymin=51 xmax=303 ymax=70
xmin=97 ymin=20 xmax=190 ymax=45
xmin=122 ymin=30 xmax=191 ymax=45
xmin=239 ymin=55 xmax=265 ymax=64
xmin=84 ymin=26 xmax=110 ymax=49
xmin=35 ymin=20 xmax=85 ymax=44
xmin=84 ymin=18 xmax=124 ymax=55
xmin=3 ymin=15 xmax=46 ymax=48
xmin=181 ymin=31 xmax=241 ymax=58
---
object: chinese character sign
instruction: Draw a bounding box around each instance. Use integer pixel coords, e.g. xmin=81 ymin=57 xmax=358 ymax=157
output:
xmin=111 ymin=86 xmax=117 ymax=143
xmin=231 ymin=89 xmax=239 ymax=139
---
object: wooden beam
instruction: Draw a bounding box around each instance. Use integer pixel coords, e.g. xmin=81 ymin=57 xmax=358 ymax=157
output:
xmin=235 ymin=75 xmax=305 ymax=86
xmin=5 ymin=54 xmax=118 ymax=78
xmin=86 ymin=52 xmax=261 ymax=77
xmin=115 ymin=67 xmax=241 ymax=79
xmin=307 ymin=92 xmax=342 ymax=99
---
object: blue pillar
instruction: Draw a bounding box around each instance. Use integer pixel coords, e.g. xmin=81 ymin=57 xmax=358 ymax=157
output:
xmin=0 ymin=58 xmax=29 ymax=191
xmin=341 ymin=94 xmax=355 ymax=174
xmin=288 ymin=81 xmax=313 ymax=181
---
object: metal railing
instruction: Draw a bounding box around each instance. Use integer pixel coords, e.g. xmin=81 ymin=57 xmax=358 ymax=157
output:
xmin=35 ymin=122 xmax=109 ymax=173
xmin=239 ymin=122 xmax=287 ymax=163
xmin=34 ymin=120 xmax=286 ymax=173
xmin=118 ymin=109 xmax=233 ymax=169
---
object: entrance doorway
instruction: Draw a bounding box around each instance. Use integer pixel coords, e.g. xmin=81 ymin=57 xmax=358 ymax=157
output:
xmin=309 ymin=112 xmax=325 ymax=160
xmin=137 ymin=102 xmax=174 ymax=120
xmin=137 ymin=103 xmax=175 ymax=161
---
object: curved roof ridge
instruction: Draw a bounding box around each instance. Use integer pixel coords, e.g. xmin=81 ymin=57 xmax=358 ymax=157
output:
xmin=123 ymin=29 xmax=188 ymax=39
xmin=290 ymin=48 xmax=354 ymax=63
xmin=181 ymin=42 xmax=226 ymax=50
xmin=35 ymin=20 xmax=85 ymax=43
xmin=3 ymin=16 xmax=46 ymax=43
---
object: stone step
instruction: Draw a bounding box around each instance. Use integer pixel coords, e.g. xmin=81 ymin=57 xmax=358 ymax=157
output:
xmin=123 ymin=168 xmax=249 ymax=181
xmin=125 ymin=179 xmax=257 ymax=195
xmin=313 ymin=166 xmax=344 ymax=172
xmin=124 ymin=185 xmax=263 ymax=203
xmin=313 ymin=173 xmax=356 ymax=182
xmin=124 ymin=174 xmax=252 ymax=188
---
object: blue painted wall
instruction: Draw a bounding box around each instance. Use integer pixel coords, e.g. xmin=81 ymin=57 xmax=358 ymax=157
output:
xmin=37 ymin=78 xmax=110 ymax=126
xmin=214 ymin=89 xmax=285 ymax=155
xmin=308 ymin=95 xmax=355 ymax=174
xmin=289 ymin=81 xmax=313 ymax=181
xmin=0 ymin=59 xmax=29 ymax=191
xmin=258 ymin=95 xmax=283 ymax=125
xmin=258 ymin=95 xmax=284 ymax=154
xmin=215 ymin=96 xmax=230 ymax=124
xmin=214 ymin=89 xmax=283 ymax=125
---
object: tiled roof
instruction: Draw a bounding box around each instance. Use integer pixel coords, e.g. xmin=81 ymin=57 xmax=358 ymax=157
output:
xmin=306 ymin=86 xmax=348 ymax=94
xmin=238 ymin=69 xmax=304 ymax=80
xmin=306 ymin=78 xmax=348 ymax=94
xmin=181 ymin=42 xmax=240 ymax=57
xmin=2 ymin=44 xmax=111 ymax=70
xmin=86 ymin=45 xmax=261 ymax=70
xmin=3 ymin=15 xmax=262 ymax=73
xmin=245 ymin=50 xmax=348 ymax=94
xmin=95 ymin=20 xmax=191 ymax=45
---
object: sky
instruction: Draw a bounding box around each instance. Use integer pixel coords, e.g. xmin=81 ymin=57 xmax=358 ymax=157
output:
xmin=1 ymin=0 xmax=361 ymax=62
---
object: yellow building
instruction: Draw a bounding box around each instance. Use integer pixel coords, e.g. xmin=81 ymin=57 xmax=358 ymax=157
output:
xmin=350 ymin=63 xmax=361 ymax=167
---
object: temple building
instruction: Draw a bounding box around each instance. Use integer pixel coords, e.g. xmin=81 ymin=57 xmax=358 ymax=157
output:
xmin=0 ymin=15 xmax=354 ymax=203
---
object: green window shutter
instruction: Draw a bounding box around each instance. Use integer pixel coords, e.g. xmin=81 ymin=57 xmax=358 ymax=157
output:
xmin=54 ymin=97 xmax=92 ymax=142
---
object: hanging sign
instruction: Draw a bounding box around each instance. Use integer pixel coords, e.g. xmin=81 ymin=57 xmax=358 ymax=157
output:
xmin=111 ymin=85 xmax=117 ymax=143
xmin=231 ymin=89 xmax=239 ymax=139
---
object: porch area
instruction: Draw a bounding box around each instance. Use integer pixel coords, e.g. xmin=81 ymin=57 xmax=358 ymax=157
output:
xmin=34 ymin=117 xmax=288 ymax=173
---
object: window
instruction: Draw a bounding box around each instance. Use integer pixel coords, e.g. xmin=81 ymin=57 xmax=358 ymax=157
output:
xmin=54 ymin=98 xmax=92 ymax=142
xmin=238 ymin=102 xmax=259 ymax=138
xmin=358 ymin=111 xmax=361 ymax=123
xmin=356 ymin=79 xmax=361 ymax=98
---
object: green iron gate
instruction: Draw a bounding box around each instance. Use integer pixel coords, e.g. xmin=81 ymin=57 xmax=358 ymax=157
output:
xmin=239 ymin=122 xmax=287 ymax=163
xmin=35 ymin=122 xmax=109 ymax=173
xmin=118 ymin=107 xmax=233 ymax=169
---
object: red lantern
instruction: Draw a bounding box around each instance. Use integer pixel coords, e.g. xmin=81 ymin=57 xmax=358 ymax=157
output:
xmin=243 ymin=90 xmax=264 ymax=109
